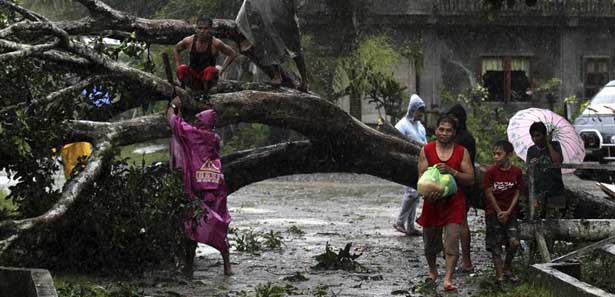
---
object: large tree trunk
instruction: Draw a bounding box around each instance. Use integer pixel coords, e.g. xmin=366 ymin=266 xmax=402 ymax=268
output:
xmin=518 ymin=219 xmax=615 ymax=242
xmin=1 ymin=0 xmax=614 ymax=255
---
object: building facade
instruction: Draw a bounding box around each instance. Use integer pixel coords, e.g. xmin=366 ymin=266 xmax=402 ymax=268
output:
xmin=298 ymin=0 xmax=615 ymax=122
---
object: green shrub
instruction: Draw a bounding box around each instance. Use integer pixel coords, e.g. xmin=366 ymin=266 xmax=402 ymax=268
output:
xmin=0 ymin=189 xmax=17 ymax=219
xmin=56 ymin=281 xmax=145 ymax=297
xmin=221 ymin=123 xmax=272 ymax=155
xmin=3 ymin=156 xmax=188 ymax=274
xmin=441 ymin=85 xmax=522 ymax=167
xmin=231 ymin=228 xmax=286 ymax=254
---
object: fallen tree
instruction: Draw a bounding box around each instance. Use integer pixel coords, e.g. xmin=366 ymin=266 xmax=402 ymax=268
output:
xmin=0 ymin=0 xmax=614 ymax=263
xmin=0 ymin=0 xmax=423 ymax=255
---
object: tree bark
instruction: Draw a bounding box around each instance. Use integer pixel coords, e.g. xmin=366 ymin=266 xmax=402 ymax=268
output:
xmin=519 ymin=219 xmax=615 ymax=242
xmin=2 ymin=0 xmax=615 ymax=257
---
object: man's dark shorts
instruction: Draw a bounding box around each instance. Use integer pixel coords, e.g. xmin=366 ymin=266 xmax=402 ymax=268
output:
xmin=485 ymin=214 xmax=519 ymax=255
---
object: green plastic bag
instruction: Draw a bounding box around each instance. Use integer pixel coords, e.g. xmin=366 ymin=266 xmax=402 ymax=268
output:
xmin=417 ymin=166 xmax=458 ymax=199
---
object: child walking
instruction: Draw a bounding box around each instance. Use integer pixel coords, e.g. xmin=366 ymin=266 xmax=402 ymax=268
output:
xmin=483 ymin=140 xmax=523 ymax=284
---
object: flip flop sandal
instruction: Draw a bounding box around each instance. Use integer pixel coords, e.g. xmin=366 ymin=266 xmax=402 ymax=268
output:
xmin=393 ymin=223 xmax=407 ymax=234
xmin=443 ymin=283 xmax=458 ymax=292
xmin=406 ymin=228 xmax=422 ymax=236
xmin=458 ymin=266 xmax=474 ymax=273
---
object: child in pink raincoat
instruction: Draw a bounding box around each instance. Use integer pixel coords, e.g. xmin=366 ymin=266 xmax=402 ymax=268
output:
xmin=167 ymin=96 xmax=231 ymax=276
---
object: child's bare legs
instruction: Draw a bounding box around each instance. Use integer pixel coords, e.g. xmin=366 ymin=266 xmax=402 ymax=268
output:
xmin=222 ymin=250 xmax=232 ymax=276
xmin=503 ymin=240 xmax=520 ymax=282
xmin=491 ymin=247 xmax=505 ymax=282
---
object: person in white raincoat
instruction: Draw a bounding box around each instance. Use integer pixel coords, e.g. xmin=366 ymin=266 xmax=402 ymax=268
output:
xmin=393 ymin=94 xmax=427 ymax=236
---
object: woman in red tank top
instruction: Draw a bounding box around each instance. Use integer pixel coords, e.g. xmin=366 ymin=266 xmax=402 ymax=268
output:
xmin=417 ymin=141 xmax=467 ymax=227
xmin=416 ymin=115 xmax=475 ymax=292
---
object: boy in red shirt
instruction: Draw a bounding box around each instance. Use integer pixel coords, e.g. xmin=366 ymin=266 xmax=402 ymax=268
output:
xmin=483 ymin=140 xmax=523 ymax=284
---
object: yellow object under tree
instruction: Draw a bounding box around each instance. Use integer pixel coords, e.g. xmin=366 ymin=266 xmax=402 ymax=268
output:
xmin=59 ymin=142 xmax=92 ymax=178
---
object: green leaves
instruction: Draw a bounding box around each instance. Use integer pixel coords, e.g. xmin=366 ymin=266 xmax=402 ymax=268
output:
xmin=230 ymin=228 xmax=286 ymax=254
xmin=333 ymin=35 xmax=409 ymax=122
xmin=56 ymin=282 xmax=146 ymax=297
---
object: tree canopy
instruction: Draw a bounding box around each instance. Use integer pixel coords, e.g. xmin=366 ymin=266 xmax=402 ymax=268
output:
xmin=0 ymin=0 xmax=422 ymax=258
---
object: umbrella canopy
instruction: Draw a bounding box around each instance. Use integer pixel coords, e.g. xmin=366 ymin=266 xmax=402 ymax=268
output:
xmin=507 ymin=108 xmax=585 ymax=173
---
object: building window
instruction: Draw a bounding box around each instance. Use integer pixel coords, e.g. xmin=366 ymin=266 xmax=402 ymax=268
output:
xmin=584 ymin=57 xmax=609 ymax=99
xmin=481 ymin=56 xmax=531 ymax=102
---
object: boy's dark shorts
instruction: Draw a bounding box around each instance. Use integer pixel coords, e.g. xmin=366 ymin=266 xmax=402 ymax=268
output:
xmin=485 ymin=214 xmax=519 ymax=255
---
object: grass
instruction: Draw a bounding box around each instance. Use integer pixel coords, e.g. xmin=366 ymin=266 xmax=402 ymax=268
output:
xmin=470 ymin=260 xmax=556 ymax=297
xmin=119 ymin=142 xmax=169 ymax=167
xmin=54 ymin=275 xmax=146 ymax=297
xmin=0 ymin=189 xmax=17 ymax=215
xmin=475 ymin=283 xmax=555 ymax=297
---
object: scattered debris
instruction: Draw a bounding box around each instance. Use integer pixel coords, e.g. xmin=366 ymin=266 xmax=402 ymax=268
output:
xmin=312 ymin=242 xmax=366 ymax=272
xmin=282 ymin=271 xmax=309 ymax=282
xmin=287 ymin=225 xmax=305 ymax=237
xmin=231 ymin=228 xmax=286 ymax=254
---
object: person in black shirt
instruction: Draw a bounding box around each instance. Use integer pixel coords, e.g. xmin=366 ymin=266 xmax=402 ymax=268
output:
xmin=526 ymin=121 xmax=565 ymax=218
xmin=447 ymin=104 xmax=476 ymax=272
xmin=174 ymin=15 xmax=237 ymax=92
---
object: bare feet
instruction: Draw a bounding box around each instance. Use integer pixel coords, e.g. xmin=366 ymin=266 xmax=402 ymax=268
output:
xmin=222 ymin=251 xmax=233 ymax=276
xmin=270 ymin=75 xmax=282 ymax=86
xmin=459 ymin=265 xmax=474 ymax=273
xmin=298 ymin=81 xmax=309 ymax=92
xmin=443 ymin=281 xmax=457 ymax=292
xmin=224 ymin=264 xmax=233 ymax=276
xmin=239 ymin=38 xmax=253 ymax=53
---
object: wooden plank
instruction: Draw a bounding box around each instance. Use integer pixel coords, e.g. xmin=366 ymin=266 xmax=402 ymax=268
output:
xmin=597 ymin=182 xmax=615 ymax=199
xmin=600 ymin=243 xmax=615 ymax=255
xmin=532 ymin=263 xmax=615 ymax=297
xmin=555 ymin=163 xmax=615 ymax=171
xmin=536 ymin=228 xmax=552 ymax=262
xmin=552 ymin=234 xmax=615 ymax=263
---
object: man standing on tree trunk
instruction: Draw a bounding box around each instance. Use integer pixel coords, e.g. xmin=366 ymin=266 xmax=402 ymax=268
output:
xmin=174 ymin=15 xmax=237 ymax=93
xmin=235 ymin=0 xmax=310 ymax=91
xmin=417 ymin=114 xmax=475 ymax=292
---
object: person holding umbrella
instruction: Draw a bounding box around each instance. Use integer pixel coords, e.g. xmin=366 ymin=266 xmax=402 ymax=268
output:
xmin=526 ymin=121 xmax=565 ymax=219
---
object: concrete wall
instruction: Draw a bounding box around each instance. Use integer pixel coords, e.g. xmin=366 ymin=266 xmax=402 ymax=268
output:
xmin=0 ymin=267 xmax=58 ymax=297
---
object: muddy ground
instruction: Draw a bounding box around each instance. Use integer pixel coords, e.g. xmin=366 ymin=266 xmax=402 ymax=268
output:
xmin=135 ymin=173 xmax=501 ymax=297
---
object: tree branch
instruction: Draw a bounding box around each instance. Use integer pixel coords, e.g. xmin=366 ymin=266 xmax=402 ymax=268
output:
xmin=0 ymin=39 xmax=60 ymax=62
xmin=0 ymin=0 xmax=49 ymax=22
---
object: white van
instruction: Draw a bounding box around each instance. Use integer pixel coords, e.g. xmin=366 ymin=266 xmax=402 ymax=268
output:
xmin=574 ymin=80 xmax=615 ymax=162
